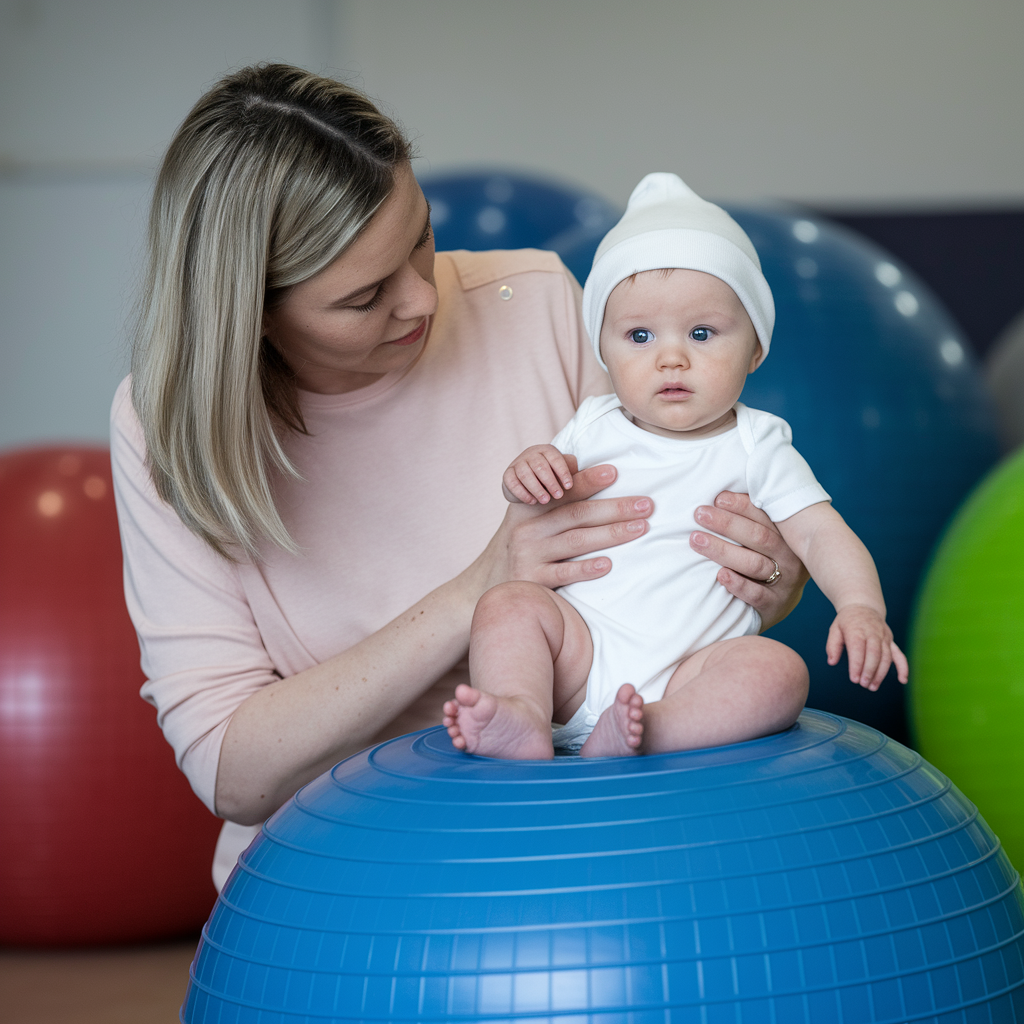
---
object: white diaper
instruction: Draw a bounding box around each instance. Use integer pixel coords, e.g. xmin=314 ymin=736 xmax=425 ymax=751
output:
xmin=550 ymin=702 xmax=601 ymax=753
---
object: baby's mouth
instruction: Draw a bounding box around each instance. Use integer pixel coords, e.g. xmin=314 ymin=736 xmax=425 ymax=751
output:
xmin=659 ymin=384 xmax=693 ymax=396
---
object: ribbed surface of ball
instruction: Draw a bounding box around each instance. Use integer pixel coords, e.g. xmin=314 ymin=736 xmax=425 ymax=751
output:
xmin=183 ymin=711 xmax=1024 ymax=1023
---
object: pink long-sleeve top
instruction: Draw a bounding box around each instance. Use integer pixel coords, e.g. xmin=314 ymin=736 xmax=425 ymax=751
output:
xmin=111 ymin=249 xmax=608 ymax=883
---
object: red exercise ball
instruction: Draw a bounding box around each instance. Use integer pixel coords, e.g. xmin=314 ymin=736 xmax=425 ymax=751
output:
xmin=0 ymin=446 xmax=222 ymax=946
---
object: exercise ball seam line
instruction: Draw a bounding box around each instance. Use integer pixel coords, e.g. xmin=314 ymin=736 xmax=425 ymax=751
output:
xmin=312 ymin=731 xmax=905 ymax=815
xmin=259 ymin=775 xmax=961 ymax=865
xmin=183 ymin=950 xmax=1024 ymax=1022
xmin=222 ymin=830 xmax=1006 ymax=921
xmin=295 ymin=753 xmax=930 ymax=832
xmin=382 ymin=717 xmax=842 ymax=777
xmin=194 ymin=883 xmax=1024 ymax=979
xmin=360 ymin=719 xmax=847 ymax=785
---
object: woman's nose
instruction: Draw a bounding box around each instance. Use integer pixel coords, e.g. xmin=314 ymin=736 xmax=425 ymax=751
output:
xmin=391 ymin=261 xmax=438 ymax=321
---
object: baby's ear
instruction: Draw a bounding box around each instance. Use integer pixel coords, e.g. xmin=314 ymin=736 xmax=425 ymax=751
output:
xmin=747 ymin=341 xmax=764 ymax=373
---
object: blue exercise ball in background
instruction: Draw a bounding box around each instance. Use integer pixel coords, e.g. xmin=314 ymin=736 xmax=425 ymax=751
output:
xmin=729 ymin=211 xmax=999 ymax=740
xmin=183 ymin=714 xmax=1024 ymax=1022
xmin=419 ymin=170 xmax=619 ymax=285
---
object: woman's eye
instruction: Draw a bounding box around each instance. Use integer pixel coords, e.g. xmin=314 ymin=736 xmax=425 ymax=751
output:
xmin=350 ymin=283 xmax=386 ymax=312
xmin=690 ymin=327 xmax=711 ymax=342
xmin=629 ymin=329 xmax=654 ymax=344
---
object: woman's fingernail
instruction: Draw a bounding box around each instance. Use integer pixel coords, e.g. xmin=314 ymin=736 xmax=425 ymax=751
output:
xmin=593 ymin=558 xmax=610 ymax=570
xmin=627 ymin=520 xmax=645 ymax=533
xmin=691 ymin=532 xmax=708 ymax=548
xmin=634 ymin=498 xmax=651 ymax=512
xmin=716 ymin=493 xmax=734 ymax=508
xmin=695 ymin=507 xmax=711 ymax=524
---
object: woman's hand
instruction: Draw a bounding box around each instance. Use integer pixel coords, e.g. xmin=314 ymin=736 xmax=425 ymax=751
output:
xmin=689 ymin=491 xmax=809 ymax=631
xmin=474 ymin=457 xmax=653 ymax=593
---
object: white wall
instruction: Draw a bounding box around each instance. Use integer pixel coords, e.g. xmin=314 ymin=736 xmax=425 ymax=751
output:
xmin=1 ymin=0 xmax=1021 ymax=447
xmin=0 ymin=0 xmax=330 ymax=448
xmin=343 ymin=0 xmax=1024 ymax=209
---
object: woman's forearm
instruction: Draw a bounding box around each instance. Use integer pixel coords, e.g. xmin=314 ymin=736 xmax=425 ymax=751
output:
xmin=215 ymin=465 xmax=652 ymax=825
xmin=215 ymin=565 xmax=482 ymax=824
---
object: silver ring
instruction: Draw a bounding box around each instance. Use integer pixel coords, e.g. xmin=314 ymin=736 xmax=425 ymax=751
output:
xmin=761 ymin=559 xmax=781 ymax=586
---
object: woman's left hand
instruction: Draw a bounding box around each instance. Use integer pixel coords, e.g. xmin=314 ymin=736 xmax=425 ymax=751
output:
xmin=689 ymin=490 xmax=810 ymax=631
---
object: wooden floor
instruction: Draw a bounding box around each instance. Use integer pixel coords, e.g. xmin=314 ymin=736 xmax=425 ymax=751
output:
xmin=1 ymin=937 xmax=198 ymax=1024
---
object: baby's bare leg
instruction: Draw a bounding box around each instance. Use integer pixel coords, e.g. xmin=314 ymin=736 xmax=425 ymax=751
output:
xmin=442 ymin=582 xmax=593 ymax=759
xmin=641 ymin=636 xmax=808 ymax=754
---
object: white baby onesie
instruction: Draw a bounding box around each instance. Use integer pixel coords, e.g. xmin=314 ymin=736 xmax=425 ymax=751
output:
xmin=550 ymin=395 xmax=830 ymax=750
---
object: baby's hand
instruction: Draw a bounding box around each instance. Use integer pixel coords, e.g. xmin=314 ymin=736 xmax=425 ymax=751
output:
xmin=502 ymin=445 xmax=574 ymax=505
xmin=826 ymin=604 xmax=909 ymax=690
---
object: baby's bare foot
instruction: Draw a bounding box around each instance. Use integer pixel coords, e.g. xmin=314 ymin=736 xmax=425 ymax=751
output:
xmin=442 ymin=683 xmax=554 ymax=759
xmin=579 ymin=684 xmax=644 ymax=757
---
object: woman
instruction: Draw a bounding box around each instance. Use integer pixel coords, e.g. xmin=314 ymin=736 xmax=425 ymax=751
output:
xmin=113 ymin=64 xmax=808 ymax=890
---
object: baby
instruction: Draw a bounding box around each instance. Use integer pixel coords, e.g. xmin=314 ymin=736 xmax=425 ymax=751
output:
xmin=444 ymin=173 xmax=908 ymax=759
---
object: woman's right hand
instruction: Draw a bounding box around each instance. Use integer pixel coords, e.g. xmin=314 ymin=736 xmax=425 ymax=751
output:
xmin=474 ymin=457 xmax=652 ymax=592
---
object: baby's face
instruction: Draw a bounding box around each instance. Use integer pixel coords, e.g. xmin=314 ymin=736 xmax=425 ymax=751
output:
xmin=599 ymin=269 xmax=762 ymax=439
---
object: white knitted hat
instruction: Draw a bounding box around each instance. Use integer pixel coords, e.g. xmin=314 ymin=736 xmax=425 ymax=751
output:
xmin=582 ymin=173 xmax=775 ymax=371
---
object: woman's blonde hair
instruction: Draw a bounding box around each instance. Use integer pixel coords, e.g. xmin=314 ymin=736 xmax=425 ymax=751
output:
xmin=132 ymin=64 xmax=411 ymax=560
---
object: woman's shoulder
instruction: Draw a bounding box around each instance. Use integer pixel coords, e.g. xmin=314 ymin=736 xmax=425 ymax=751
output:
xmin=437 ymin=248 xmax=574 ymax=294
xmin=110 ymin=374 xmax=143 ymax=445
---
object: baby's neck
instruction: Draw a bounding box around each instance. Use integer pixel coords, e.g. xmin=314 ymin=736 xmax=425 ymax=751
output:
xmin=624 ymin=405 xmax=738 ymax=440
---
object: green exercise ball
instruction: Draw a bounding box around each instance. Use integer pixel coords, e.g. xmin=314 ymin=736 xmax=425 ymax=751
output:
xmin=910 ymin=445 xmax=1024 ymax=867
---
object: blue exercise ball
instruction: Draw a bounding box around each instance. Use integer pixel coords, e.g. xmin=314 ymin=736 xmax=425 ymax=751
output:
xmin=724 ymin=211 xmax=999 ymax=741
xmin=419 ymin=170 xmax=619 ymax=285
xmin=183 ymin=713 xmax=1024 ymax=1022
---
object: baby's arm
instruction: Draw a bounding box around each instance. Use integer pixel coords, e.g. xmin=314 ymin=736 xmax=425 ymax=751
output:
xmin=776 ymin=503 xmax=909 ymax=690
xmin=503 ymin=445 xmax=576 ymax=505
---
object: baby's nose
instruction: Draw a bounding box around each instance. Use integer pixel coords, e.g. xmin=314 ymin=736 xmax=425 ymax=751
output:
xmin=658 ymin=344 xmax=689 ymax=369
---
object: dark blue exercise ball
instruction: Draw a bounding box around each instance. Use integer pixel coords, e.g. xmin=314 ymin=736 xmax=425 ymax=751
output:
xmin=726 ymin=211 xmax=999 ymax=741
xmin=418 ymin=171 xmax=619 ymax=285
xmin=183 ymin=713 xmax=1024 ymax=1022
xmin=415 ymin=171 xmax=998 ymax=741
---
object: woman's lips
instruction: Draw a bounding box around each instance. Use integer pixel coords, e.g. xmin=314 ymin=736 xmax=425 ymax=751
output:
xmin=389 ymin=318 xmax=427 ymax=346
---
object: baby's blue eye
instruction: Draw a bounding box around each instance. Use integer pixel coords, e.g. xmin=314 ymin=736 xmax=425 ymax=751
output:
xmin=629 ymin=329 xmax=654 ymax=344
xmin=690 ymin=327 xmax=711 ymax=342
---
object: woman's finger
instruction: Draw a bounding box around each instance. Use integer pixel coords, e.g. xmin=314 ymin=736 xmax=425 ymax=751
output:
xmin=691 ymin=528 xmax=779 ymax=585
xmin=501 ymin=491 xmax=652 ymax=586
xmin=691 ymin=491 xmax=810 ymax=632
xmin=560 ymin=461 xmax=616 ymax=502
xmin=524 ymin=505 xmax=651 ymax=565
xmin=697 ymin=492 xmax=806 ymax=573
xmin=538 ymin=555 xmax=613 ymax=589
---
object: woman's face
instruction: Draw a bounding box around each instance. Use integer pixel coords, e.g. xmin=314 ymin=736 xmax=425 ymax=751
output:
xmin=263 ymin=163 xmax=437 ymax=394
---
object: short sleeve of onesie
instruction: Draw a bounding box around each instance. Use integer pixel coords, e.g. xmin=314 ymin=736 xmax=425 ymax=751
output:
xmin=551 ymin=394 xmax=620 ymax=455
xmin=738 ymin=404 xmax=831 ymax=522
